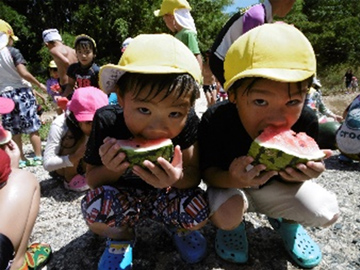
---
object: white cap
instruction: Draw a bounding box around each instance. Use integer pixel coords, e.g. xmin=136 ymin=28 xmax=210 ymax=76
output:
xmin=42 ymin=29 xmax=62 ymax=43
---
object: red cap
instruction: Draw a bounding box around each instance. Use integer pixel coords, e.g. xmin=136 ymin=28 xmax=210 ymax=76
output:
xmin=0 ymin=97 xmax=14 ymax=114
xmin=0 ymin=148 xmax=11 ymax=186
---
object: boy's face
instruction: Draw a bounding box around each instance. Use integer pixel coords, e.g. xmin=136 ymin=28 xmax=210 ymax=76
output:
xmin=76 ymin=42 xmax=94 ymax=67
xmin=163 ymin=14 xmax=176 ymax=32
xmin=117 ymin=84 xmax=192 ymax=140
xmin=229 ymin=78 xmax=308 ymax=140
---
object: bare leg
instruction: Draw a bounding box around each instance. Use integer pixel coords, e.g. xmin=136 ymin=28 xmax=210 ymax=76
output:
xmin=0 ymin=169 xmax=40 ymax=269
xmin=12 ymin=134 xmax=25 ymax=161
xmin=29 ymin=131 xmax=42 ymax=157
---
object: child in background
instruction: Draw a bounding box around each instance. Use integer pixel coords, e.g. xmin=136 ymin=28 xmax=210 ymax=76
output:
xmin=43 ymin=87 xmax=108 ymax=192
xmin=42 ymin=28 xmax=77 ymax=92
xmin=61 ymin=34 xmax=99 ymax=99
xmin=0 ymin=20 xmax=46 ymax=168
xmin=46 ymin=60 xmax=62 ymax=114
xmin=202 ymin=50 xmax=218 ymax=107
xmin=209 ymin=0 xmax=295 ymax=85
xmin=199 ymin=24 xmax=339 ymax=268
xmin=306 ymin=77 xmax=343 ymax=149
xmin=0 ymin=97 xmax=51 ymax=270
xmin=336 ymin=94 xmax=360 ymax=164
xmin=81 ymin=34 xmax=209 ymax=269
xmin=154 ymin=0 xmax=203 ymax=70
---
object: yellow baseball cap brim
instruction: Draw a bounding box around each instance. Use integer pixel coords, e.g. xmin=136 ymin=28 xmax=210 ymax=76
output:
xmin=224 ymin=23 xmax=316 ymax=91
xmin=99 ymin=34 xmax=201 ymax=94
xmin=154 ymin=0 xmax=191 ymax=17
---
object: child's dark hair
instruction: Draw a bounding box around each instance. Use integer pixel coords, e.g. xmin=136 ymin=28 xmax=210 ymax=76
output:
xmin=228 ymin=76 xmax=314 ymax=99
xmin=116 ymin=73 xmax=199 ymax=106
xmin=74 ymin=35 xmax=97 ymax=54
xmin=65 ymin=112 xmax=84 ymax=143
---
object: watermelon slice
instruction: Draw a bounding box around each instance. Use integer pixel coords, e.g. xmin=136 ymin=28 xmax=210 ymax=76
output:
xmin=0 ymin=125 xmax=11 ymax=145
xmin=118 ymin=138 xmax=174 ymax=168
xmin=248 ymin=127 xmax=325 ymax=171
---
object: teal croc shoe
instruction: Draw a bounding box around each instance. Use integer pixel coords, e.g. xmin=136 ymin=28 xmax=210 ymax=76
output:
xmin=167 ymin=227 xmax=207 ymax=264
xmin=98 ymin=239 xmax=133 ymax=270
xmin=215 ymin=222 xmax=248 ymax=263
xmin=268 ymin=218 xmax=322 ymax=268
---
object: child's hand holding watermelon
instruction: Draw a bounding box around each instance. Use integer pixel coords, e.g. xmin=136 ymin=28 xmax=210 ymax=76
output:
xmin=99 ymin=137 xmax=131 ymax=176
xmin=132 ymin=144 xmax=181 ymax=189
xmin=228 ymin=156 xmax=278 ymax=189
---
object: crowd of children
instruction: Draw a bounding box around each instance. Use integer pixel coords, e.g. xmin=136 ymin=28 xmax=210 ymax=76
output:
xmin=2 ymin=0 xmax=360 ymax=269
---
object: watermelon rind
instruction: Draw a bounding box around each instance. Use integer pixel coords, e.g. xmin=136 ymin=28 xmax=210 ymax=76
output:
xmin=119 ymin=139 xmax=174 ymax=168
xmin=0 ymin=129 xmax=12 ymax=145
xmin=248 ymin=130 xmax=326 ymax=171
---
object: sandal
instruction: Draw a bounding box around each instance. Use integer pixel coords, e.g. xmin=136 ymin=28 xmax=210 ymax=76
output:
xmin=215 ymin=221 xmax=248 ymax=263
xmin=63 ymin=174 xmax=89 ymax=192
xmin=33 ymin=156 xmax=43 ymax=166
xmin=166 ymin=226 xmax=207 ymax=264
xmin=19 ymin=160 xmax=27 ymax=169
xmin=98 ymin=239 xmax=133 ymax=270
xmin=268 ymin=218 xmax=322 ymax=268
xmin=22 ymin=242 xmax=52 ymax=270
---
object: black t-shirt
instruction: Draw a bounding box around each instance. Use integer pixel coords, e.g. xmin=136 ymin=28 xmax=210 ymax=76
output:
xmin=84 ymin=104 xmax=199 ymax=189
xmin=67 ymin=62 xmax=99 ymax=88
xmin=198 ymin=100 xmax=319 ymax=171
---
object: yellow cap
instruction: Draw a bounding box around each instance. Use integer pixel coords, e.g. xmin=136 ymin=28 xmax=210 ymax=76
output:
xmin=0 ymin=19 xmax=19 ymax=42
xmin=99 ymin=34 xmax=201 ymax=94
xmin=224 ymin=23 xmax=316 ymax=91
xmin=74 ymin=34 xmax=97 ymax=53
xmin=154 ymin=0 xmax=191 ymax=16
xmin=48 ymin=60 xmax=57 ymax=68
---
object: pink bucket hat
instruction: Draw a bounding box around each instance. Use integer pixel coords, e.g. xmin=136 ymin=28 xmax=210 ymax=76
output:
xmin=0 ymin=97 xmax=15 ymax=114
xmin=68 ymin=87 xmax=108 ymax=122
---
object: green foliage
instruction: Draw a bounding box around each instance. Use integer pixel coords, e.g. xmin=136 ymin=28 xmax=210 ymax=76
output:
xmin=2 ymin=0 xmax=360 ymax=95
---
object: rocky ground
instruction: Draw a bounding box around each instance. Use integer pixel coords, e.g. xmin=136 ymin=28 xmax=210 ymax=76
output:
xmin=24 ymin=91 xmax=360 ymax=270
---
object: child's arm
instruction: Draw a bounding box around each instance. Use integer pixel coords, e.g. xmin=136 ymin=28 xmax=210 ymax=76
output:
xmin=16 ymin=63 xmax=46 ymax=92
xmin=86 ymin=137 xmax=130 ymax=189
xmin=203 ymin=156 xmax=277 ymax=189
xmin=61 ymin=77 xmax=76 ymax=98
xmin=33 ymin=89 xmax=47 ymax=104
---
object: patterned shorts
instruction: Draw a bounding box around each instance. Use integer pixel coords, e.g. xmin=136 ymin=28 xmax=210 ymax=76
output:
xmin=81 ymin=185 xmax=209 ymax=229
xmin=1 ymin=88 xmax=41 ymax=135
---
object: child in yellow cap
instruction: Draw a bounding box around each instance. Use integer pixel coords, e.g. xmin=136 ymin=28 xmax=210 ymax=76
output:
xmin=81 ymin=34 xmax=209 ymax=269
xmin=198 ymin=23 xmax=339 ymax=268
xmin=154 ymin=0 xmax=203 ymax=70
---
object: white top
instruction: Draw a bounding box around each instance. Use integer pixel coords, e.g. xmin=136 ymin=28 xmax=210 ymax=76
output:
xmin=0 ymin=47 xmax=31 ymax=93
xmin=43 ymin=113 xmax=73 ymax=171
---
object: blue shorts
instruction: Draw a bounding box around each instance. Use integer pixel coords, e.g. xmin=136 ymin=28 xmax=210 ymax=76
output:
xmin=81 ymin=185 xmax=209 ymax=229
xmin=1 ymin=88 xmax=41 ymax=135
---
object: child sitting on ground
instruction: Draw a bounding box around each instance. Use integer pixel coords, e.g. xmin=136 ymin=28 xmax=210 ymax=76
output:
xmin=43 ymin=86 xmax=108 ymax=192
xmin=81 ymin=34 xmax=210 ymax=269
xmin=198 ymin=23 xmax=339 ymax=269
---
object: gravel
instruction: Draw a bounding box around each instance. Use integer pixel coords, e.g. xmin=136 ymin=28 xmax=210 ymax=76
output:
xmin=23 ymin=91 xmax=360 ymax=270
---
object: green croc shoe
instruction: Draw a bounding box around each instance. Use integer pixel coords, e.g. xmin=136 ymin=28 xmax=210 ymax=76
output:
xmin=33 ymin=156 xmax=43 ymax=166
xmin=215 ymin=222 xmax=248 ymax=263
xmin=268 ymin=218 xmax=322 ymax=269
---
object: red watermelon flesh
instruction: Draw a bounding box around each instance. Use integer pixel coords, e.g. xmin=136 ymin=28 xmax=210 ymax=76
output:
xmin=0 ymin=125 xmax=11 ymax=145
xmin=248 ymin=127 xmax=325 ymax=171
xmin=118 ymin=138 xmax=174 ymax=168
